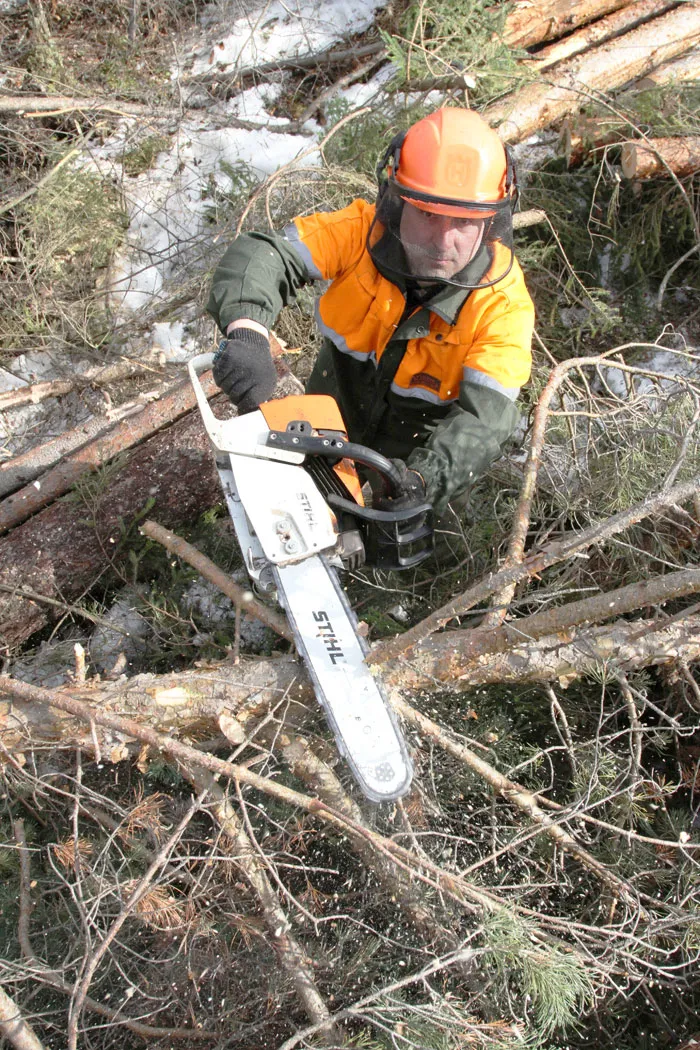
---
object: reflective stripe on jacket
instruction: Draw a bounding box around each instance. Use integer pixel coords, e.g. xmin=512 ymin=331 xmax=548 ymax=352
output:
xmin=207 ymin=198 xmax=534 ymax=512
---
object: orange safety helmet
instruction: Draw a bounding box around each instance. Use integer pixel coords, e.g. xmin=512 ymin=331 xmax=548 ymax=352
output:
xmin=369 ymin=108 xmax=518 ymax=289
xmin=386 ymin=108 xmax=516 ymax=216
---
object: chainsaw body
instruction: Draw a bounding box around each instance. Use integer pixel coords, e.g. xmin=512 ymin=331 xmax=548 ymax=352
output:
xmin=188 ymin=353 xmax=432 ymax=801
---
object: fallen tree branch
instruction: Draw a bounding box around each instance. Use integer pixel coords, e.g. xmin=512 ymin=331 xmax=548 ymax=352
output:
xmin=0 ymin=674 xmax=665 ymax=911
xmin=0 ymin=356 xmax=165 ymax=412
xmin=66 ymin=794 xmax=206 ymax=1050
xmin=10 ymin=818 xmax=215 ymax=1042
xmin=181 ymin=768 xmax=337 ymax=1037
xmin=140 ymin=519 xmax=293 ymax=642
xmin=0 ymin=984 xmax=45 ymax=1050
xmin=369 ymin=472 xmax=700 ymax=664
xmin=0 ymin=675 xmax=647 ymax=919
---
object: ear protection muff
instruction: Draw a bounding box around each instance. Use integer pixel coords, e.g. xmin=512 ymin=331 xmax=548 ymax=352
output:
xmin=504 ymin=145 xmax=519 ymax=213
xmin=375 ymin=130 xmax=407 ymax=190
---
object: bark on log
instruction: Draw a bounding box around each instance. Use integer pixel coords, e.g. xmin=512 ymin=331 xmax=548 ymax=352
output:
xmin=524 ymin=0 xmax=676 ymax=71
xmin=561 ymin=115 xmax=628 ymax=166
xmin=625 ymin=43 xmax=700 ymax=89
xmin=0 ymin=398 xmax=163 ymax=498
xmin=3 ymin=617 xmax=698 ymax=753
xmin=621 ymin=136 xmax=700 ymax=179
xmin=0 ymin=364 xmax=302 ymax=652
xmin=500 ymin=0 xmax=635 ymax=50
xmin=487 ymin=3 xmax=700 ymax=143
xmin=0 ymin=373 xmax=219 ymax=534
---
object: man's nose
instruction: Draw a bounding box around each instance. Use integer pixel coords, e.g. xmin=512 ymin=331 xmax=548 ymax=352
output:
xmin=431 ymin=215 xmax=457 ymax=243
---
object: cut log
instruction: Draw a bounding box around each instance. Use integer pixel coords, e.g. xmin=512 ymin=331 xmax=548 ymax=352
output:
xmin=0 ymin=397 xmax=161 ymax=498
xmin=625 ymin=43 xmax=700 ymax=89
xmin=0 ymin=363 xmax=302 ymax=652
xmin=0 ymin=356 xmax=165 ymax=412
xmin=487 ymin=3 xmax=700 ymax=143
xmin=621 ymin=135 xmax=700 ymax=179
xmin=501 ymin=0 xmax=635 ymax=50
xmin=0 ymin=373 xmax=219 ymax=534
xmin=524 ymin=0 xmax=676 ymax=71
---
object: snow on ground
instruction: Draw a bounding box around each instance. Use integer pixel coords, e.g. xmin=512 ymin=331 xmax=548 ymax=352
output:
xmin=186 ymin=0 xmax=386 ymax=75
xmin=89 ymin=114 xmax=315 ymax=315
xmin=0 ymin=0 xmax=388 ymax=451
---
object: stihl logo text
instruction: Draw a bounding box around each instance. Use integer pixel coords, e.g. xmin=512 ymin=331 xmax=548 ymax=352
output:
xmin=313 ymin=610 xmax=345 ymax=664
xmin=297 ymin=492 xmax=317 ymax=527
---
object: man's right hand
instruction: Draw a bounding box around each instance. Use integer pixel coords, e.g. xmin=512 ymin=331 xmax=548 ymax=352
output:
xmin=212 ymin=328 xmax=276 ymax=413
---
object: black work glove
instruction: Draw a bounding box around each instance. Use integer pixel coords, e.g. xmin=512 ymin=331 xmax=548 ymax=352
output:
xmin=374 ymin=459 xmax=428 ymax=511
xmin=213 ymin=328 xmax=276 ymax=414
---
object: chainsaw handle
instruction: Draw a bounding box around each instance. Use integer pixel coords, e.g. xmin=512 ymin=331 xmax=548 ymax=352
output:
xmin=266 ymin=427 xmax=408 ymax=497
xmin=187 ymin=352 xmax=221 ymax=438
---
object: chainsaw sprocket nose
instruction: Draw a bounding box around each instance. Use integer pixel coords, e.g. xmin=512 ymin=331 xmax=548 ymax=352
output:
xmin=186 ymin=356 xmax=414 ymax=803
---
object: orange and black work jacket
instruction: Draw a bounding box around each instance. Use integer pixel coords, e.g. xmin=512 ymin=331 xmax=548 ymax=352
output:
xmin=207 ymin=199 xmax=534 ymax=513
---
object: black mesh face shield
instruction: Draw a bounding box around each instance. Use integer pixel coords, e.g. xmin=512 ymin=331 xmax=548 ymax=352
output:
xmin=368 ymin=181 xmax=516 ymax=290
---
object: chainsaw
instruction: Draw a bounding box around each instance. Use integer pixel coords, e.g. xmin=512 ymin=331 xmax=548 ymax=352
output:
xmin=188 ymin=353 xmax=433 ymax=802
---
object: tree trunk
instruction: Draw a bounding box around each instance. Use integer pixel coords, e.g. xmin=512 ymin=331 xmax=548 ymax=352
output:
xmin=524 ymin=0 xmax=676 ymax=71
xmin=487 ymin=3 xmax=700 ymax=142
xmin=0 ymin=373 xmax=219 ymax=533
xmin=3 ymin=617 xmax=699 ymax=753
xmin=625 ymin=43 xmax=700 ymax=89
xmin=500 ymin=0 xmax=635 ymax=50
xmin=621 ymin=135 xmax=700 ymax=178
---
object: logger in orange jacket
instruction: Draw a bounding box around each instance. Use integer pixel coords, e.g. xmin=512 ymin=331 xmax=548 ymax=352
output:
xmin=207 ymin=107 xmax=534 ymax=517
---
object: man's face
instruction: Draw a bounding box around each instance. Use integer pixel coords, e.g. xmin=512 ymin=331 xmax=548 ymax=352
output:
xmin=399 ymin=202 xmax=485 ymax=281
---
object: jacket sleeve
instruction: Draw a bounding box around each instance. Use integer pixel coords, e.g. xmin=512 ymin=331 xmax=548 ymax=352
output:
xmin=406 ymin=285 xmax=534 ymax=515
xmin=206 ymin=201 xmax=373 ymax=334
xmin=207 ymin=231 xmax=312 ymax=334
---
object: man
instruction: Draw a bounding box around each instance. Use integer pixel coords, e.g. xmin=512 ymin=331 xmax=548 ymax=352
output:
xmin=207 ymin=107 xmax=534 ymax=520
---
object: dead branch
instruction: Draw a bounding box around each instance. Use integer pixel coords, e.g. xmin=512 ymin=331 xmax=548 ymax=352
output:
xmin=621 ymin=136 xmax=700 ymax=179
xmin=434 ymin=568 xmax=700 ymax=669
xmin=389 ymin=696 xmax=645 ymax=908
xmin=10 ymin=818 xmax=215 ymax=1042
xmin=66 ymin=793 xmax=206 ymax=1050
xmin=247 ymin=720 xmax=466 ymax=959
xmin=487 ymin=4 xmax=700 ymax=142
xmin=0 ymin=355 xmax=165 ymax=412
xmin=524 ymin=0 xmax=676 ymax=72
xmin=184 ymin=767 xmax=337 ymax=1037
xmin=0 ymin=985 xmax=45 ymax=1050
xmin=140 ymin=518 xmax=293 ymax=642
xmin=370 ymin=472 xmax=700 ymax=664
xmin=0 ymin=675 xmax=644 ymax=920
xmin=0 ymin=95 xmax=180 ymax=119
